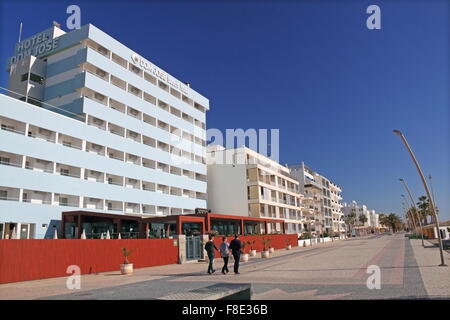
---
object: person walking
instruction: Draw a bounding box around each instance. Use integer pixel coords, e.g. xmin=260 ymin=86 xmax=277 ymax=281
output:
xmin=204 ymin=235 xmax=218 ymax=274
xmin=219 ymin=236 xmax=230 ymax=274
xmin=229 ymin=234 xmax=242 ymax=274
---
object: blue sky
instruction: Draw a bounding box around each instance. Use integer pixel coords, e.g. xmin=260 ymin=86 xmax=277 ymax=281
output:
xmin=1 ymin=0 xmax=448 ymax=220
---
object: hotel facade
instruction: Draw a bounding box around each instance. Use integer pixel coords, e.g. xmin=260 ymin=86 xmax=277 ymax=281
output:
xmin=0 ymin=23 xmax=209 ymax=239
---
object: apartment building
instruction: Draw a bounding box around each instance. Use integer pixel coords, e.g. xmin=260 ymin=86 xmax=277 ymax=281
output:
xmin=0 ymin=23 xmax=209 ymax=239
xmin=206 ymin=146 xmax=306 ymax=235
xmin=288 ymin=162 xmax=345 ymax=235
xmin=342 ymin=201 xmax=380 ymax=230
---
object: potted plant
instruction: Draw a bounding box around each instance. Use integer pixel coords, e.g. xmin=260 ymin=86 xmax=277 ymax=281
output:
xmin=120 ymin=248 xmax=134 ymax=275
xmin=261 ymin=237 xmax=270 ymax=258
xmin=248 ymin=240 xmax=257 ymax=256
xmin=240 ymin=241 xmax=249 ymax=262
xmin=268 ymin=238 xmax=274 ymax=253
xmin=286 ymin=238 xmax=292 ymax=250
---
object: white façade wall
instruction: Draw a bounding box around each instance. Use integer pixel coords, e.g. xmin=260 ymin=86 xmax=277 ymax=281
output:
xmin=206 ymin=163 xmax=249 ymax=217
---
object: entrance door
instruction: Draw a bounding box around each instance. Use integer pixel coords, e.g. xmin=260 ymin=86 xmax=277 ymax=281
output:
xmin=186 ymin=236 xmax=203 ymax=261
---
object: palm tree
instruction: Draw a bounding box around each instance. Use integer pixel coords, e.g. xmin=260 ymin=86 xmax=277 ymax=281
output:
xmin=417 ymin=196 xmax=430 ymax=226
xmin=384 ymin=213 xmax=402 ymax=233
xmin=344 ymin=211 xmax=356 ymax=236
xmin=359 ymin=214 xmax=368 ymax=235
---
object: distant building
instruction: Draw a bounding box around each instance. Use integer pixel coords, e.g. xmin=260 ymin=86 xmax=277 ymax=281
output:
xmin=288 ymin=162 xmax=345 ymax=235
xmin=206 ymin=146 xmax=306 ymax=235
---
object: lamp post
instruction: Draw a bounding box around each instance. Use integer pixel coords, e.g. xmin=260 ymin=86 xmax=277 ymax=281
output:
xmin=401 ymin=202 xmax=411 ymax=232
xmin=401 ymin=195 xmax=416 ymax=235
xmin=393 ymin=130 xmax=447 ymax=266
xmin=400 ymin=179 xmax=424 ymax=247
xmin=429 ymin=175 xmax=437 ymax=224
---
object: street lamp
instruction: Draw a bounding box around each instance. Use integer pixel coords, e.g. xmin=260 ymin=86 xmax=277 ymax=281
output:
xmin=399 ymin=179 xmax=424 ymax=247
xmin=402 ymin=200 xmax=413 ymax=233
xmin=393 ymin=129 xmax=447 ymax=266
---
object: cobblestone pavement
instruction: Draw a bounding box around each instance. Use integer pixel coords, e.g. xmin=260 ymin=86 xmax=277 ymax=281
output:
xmin=1 ymin=233 xmax=449 ymax=300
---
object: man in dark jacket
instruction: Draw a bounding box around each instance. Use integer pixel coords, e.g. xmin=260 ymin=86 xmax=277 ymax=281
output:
xmin=229 ymin=234 xmax=242 ymax=274
xmin=205 ymin=235 xmax=218 ymax=274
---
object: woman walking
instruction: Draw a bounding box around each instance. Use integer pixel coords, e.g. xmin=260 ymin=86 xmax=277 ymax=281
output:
xmin=219 ymin=236 xmax=230 ymax=274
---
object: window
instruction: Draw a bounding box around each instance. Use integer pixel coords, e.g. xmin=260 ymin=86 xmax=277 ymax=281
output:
xmin=0 ymin=157 xmax=10 ymax=165
xmin=60 ymin=168 xmax=70 ymax=176
xmin=0 ymin=190 xmax=7 ymax=200
xmin=21 ymin=73 xmax=45 ymax=85
xmin=60 ymin=197 xmax=68 ymax=206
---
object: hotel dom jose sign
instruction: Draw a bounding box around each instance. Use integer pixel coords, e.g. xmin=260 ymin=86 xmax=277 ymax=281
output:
xmin=130 ymin=53 xmax=189 ymax=95
xmin=9 ymin=30 xmax=59 ymax=65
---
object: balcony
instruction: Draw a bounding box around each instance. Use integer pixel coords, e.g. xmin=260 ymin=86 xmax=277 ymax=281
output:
xmin=127 ymin=107 xmax=142 ymax=120
xmin=106 ymin=174 xmax=123 ymax=187
xmin=58 ymin=134 xmax=83 ymax=150
xmin=0 ymin=116 xmax=26 ymax=135
xmin=84 ymin=170 xmax=104 ymax=182
xmin=87 ymin=115 xmax=106 ymax=130
xmin=111 ymin=75 xmax=126 ymax=91
xmin=25 ymin=157 xmax=53 ymax=173
xmin=142 ymin=158 xmax=156 ymax=169
xmin=57 ymin=163 xmax=81 ymax=179
xmin=86 ymin=142 xmax=105 ymax=156
xmin=0 ymin=151 xmax=23 ymax=168
xmin=83 ymin=197 xmax=103 ymax=210
xmin=106 ymin=200 xmax=123 ymax=212
xmin=142 ymin=181 xmax=155 ymax=192
xmin=22 ymin=189 xmax=52 ymax=205
xmin=27 ymin=125 xmax=56 ymax=142
xmin=55 ymin=194 xmax=80 ymax=207
xmin=0 ymin=187 xmax=20 ymax=201
xmin=107 ymin=148 xmax=124 ymax=161
xmin=142 ymin=204 xmax=156 ymax=215
xmin=109 ymin=98 xmax=126 ymax=113
xmin=125 ymin=178 xmax=140 ymax=189
xmin=126 ymin=153 xmax=141 ymax=166
xmin=125 ymin=202 xmax=140 ymax=214
xmin=111 ymin=53 xmax=127 ymax=68
xmin=108 ymin=123 xmax=125 ymax=137
xmin=126 ymin=130 xmax=141 ymax=143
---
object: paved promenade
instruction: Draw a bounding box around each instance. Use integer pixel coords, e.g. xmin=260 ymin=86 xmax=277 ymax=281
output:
xmin=0 ymin=233 xmax=449 ymax=300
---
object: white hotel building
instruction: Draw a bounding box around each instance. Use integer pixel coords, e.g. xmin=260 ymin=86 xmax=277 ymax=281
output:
xmin=0 ymin=23 xmax=209 ymax=239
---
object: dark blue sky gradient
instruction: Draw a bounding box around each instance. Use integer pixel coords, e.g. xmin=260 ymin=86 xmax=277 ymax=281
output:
xmin=1 ymin=0 xmax=448 ymax=219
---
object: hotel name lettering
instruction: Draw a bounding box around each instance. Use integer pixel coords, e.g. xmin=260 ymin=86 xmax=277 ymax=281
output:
xmin=131 ymin=53 xmax=189 ymax=95
xmin=10 ymin=31 xmax=59 ymax=64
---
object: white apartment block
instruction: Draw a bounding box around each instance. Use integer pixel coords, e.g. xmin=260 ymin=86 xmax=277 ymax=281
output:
xmin=0 ymin=23 xmax=209 ymax=239
xmin=288 ymin=162 xmax=345 ymax=235
xmin=206 ymin=146 xmax=308 ymax=235
xmin=342 ymin=201 xmax=380 ymax=229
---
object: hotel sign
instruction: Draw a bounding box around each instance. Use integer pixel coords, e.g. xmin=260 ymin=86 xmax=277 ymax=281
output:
xmin=130 ymin=53 xmax=189 ymax=95
xmin=9 ymin=30 xmax=59 ymax=65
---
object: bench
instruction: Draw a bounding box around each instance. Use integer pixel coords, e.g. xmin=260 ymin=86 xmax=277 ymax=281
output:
xmin=158 ymin=283 xmax=252 ymax=300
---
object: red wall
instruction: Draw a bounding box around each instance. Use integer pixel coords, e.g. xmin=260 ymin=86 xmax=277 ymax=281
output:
xmin=212 ymin=234 xmax=298 ymax=258
xmin=0 ymin=239 xmax=178 ymax=284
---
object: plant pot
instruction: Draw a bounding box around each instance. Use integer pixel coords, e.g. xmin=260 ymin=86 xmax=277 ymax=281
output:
xmin=286 ymin=245 xmax=292 ymax=250
xmin=269 ymin=247 xmax=275 ymax=253
xmin=240 ymin=253 xmax=249 ymax=262
xmin=120 ymin=263 xmax=133 ymax=275
xmin=249 ymin=249 xmax=257 ymax=257
xmin=261 ymin=250 xmax=270 ymax=258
